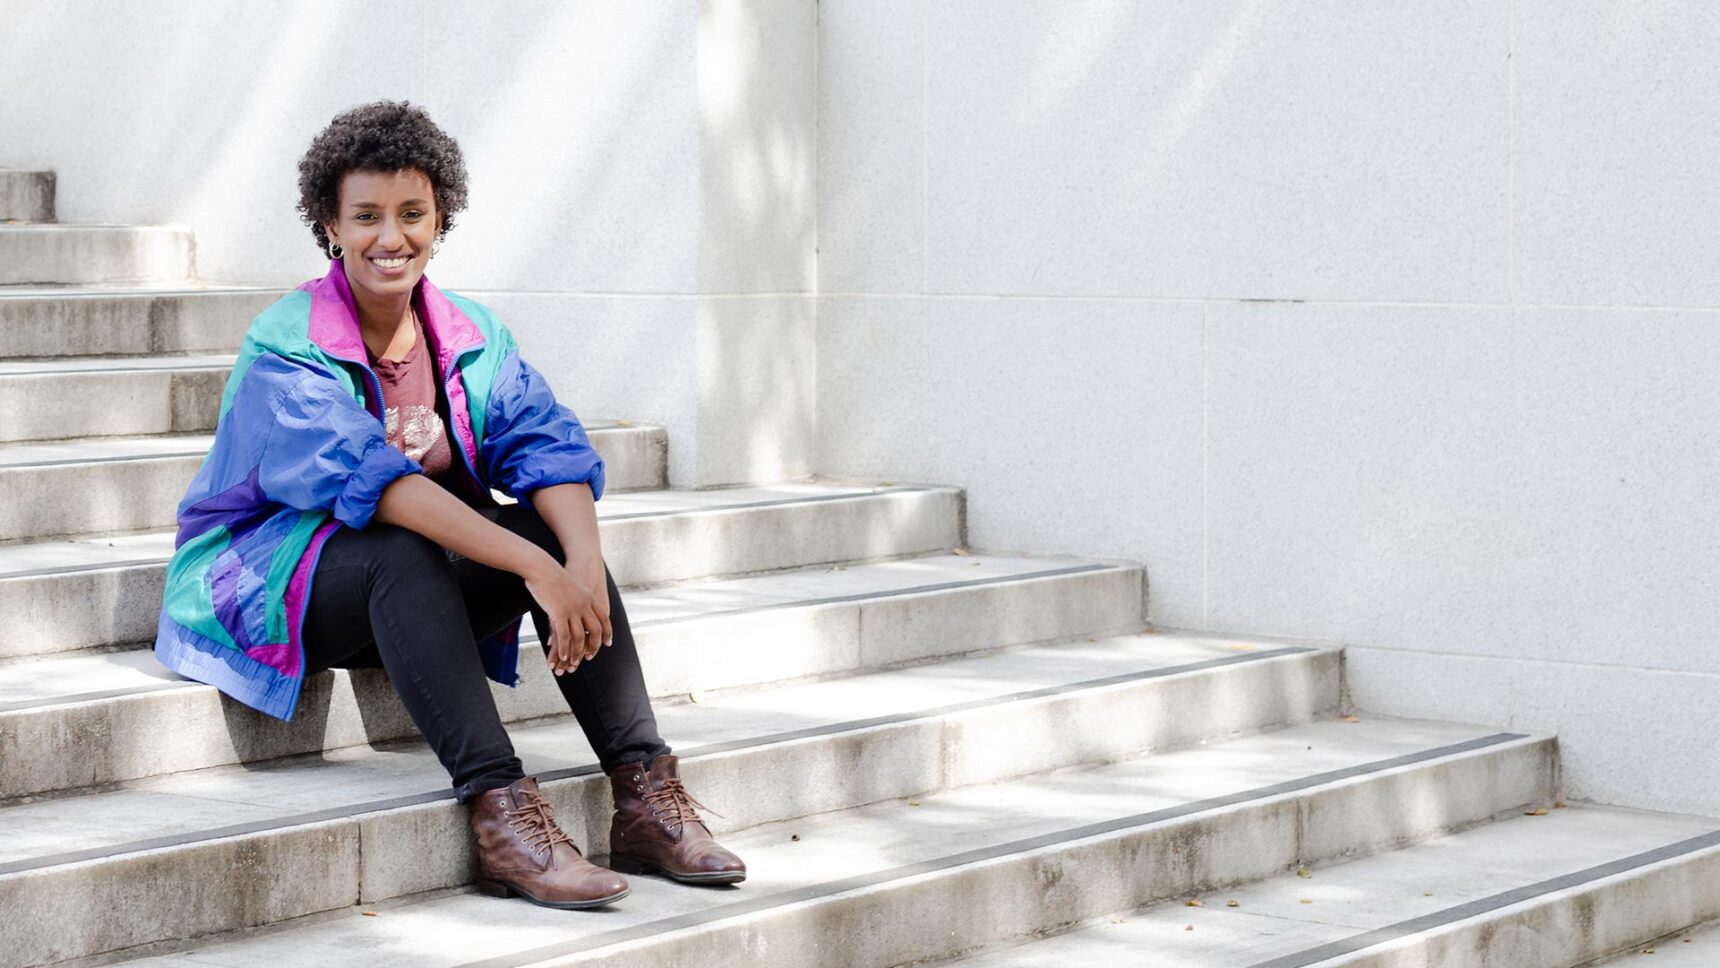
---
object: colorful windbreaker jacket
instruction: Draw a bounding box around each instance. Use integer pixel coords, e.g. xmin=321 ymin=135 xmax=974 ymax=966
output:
xmin=154 ymin=261 xmax=606 ymax=721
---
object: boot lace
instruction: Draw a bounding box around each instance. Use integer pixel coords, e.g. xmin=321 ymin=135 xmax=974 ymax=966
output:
xmin=645 ymin=777 xmax=721 ymax=833
xmin=506 ymin=789 xmax=577 ymax=857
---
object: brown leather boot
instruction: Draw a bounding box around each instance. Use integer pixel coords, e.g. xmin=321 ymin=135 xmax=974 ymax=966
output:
xmin=469 ymin=776 xmax=630 ymax=909
xmin=608 ymin=755 xmax=746 ymax=885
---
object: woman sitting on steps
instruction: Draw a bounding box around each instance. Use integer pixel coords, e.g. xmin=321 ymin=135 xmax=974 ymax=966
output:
xmin=154 ymin=100 xmax=743 ymax=910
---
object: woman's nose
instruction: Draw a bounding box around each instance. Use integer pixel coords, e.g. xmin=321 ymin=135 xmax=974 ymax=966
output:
xmin=378 ymin=217 xmax=405 ymax=249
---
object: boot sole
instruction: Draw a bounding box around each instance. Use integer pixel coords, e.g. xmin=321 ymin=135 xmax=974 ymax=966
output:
xmin=609 ymin=853 xmax=747 ymax=886
xmin=475 ymin=878 xmax=631 ymax=910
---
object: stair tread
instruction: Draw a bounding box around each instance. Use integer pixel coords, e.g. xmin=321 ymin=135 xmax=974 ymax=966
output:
xmin=0 ymin=352 xmax=234 ymax=375
xmin=0 ymin=420 xmax=649 ymax=470
xmin=102 ymin=715 xmax=1538 ymax=968
xmin=0 ymin=222 xmax=187 ymax=232
xmin=0 ymin=549 xmax=1121 ymax=710
xmin=0 ymin=633 xmax=1329 ymax=871
xmin=0 ymin=282 xmax=280 ymax=298
xmin=950 ymin=803 xmax=1720 ymax=968
xmin=0 ymin=481 xmax=941 ymax=580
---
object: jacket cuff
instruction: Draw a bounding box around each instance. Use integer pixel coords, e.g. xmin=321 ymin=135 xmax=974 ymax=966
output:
xmin=511 ymin=447 xmax=607 ymax=504
xmin=332 ymin=443 xmax=421 ymax=528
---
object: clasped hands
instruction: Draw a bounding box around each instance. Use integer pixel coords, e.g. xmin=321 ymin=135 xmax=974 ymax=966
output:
xmin=522 ymin=549 xmax=612 ymax=676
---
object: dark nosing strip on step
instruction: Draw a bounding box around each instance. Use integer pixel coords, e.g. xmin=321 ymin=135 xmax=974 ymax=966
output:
xmin=458 ymin=732 xmax=1532 ymax=968
xmin=631 ymin=562 xmax=1123 ymax=629
xmin=1247 ymin=827 xmax=1720 ymax=968
xmin=0 ymin=563 xmax=1123 ymax=714
xmin=0 ymin=646 xmax=1320 ymax=876
xmin=0 ymin=490 xmax=932 ymax=581
xmin=598 ymin=486 xmax=931 ymax=522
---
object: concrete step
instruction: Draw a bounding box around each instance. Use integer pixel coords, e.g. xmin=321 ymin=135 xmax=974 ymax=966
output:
xmin=1592 ymin=918 xmax=1720 ymax=964
xmin=943 ymin=805 xmax=1720 ymax=968
xmin=0 ymin=285 xmax=278 ymax=358
xmin=0 ymin=552 xmax=1136 ymax=799
xmin=79 ymin=717 xmax=1553 ymax=968
xmin=0 ymin=224 xmax=195 ymax=285
xmin=0 ymin=353 xmax=231 ymax=443
xmin=0 ymin=422 xmax=666 ymax=542
xmin=0 ymin=170 xmax=55 ymax=222
xmin=0 ymin=481 xmax=958 ymax=659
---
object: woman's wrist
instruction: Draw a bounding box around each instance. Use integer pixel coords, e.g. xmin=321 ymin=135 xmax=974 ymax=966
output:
xmin=510 ymin=541 xmax=564 ymax=582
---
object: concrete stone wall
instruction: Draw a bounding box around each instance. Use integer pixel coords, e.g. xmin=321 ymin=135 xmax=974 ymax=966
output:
xmin=0 ymin=0 xmax=815 ymax=487
xmin=815 ymin=1 xmax=1720 ymax=815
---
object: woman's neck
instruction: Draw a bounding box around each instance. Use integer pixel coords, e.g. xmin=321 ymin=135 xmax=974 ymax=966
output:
xmin=346 ymin=273 xmax=416 ymax=360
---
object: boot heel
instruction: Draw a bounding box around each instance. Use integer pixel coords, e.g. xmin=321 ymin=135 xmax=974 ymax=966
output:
xmin=475 ymin=879 xmax=516 ymax=898
xmin=607 ymin=854 xmax=647 ymax=876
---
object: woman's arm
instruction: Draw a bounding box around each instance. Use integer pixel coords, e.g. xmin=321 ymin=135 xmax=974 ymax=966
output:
xmin=372 ymin=474 xmax=605 ymax=676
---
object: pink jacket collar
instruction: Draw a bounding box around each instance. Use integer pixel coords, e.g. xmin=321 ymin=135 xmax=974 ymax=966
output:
xmin=300 ymin=259 xmax=485 ymax=368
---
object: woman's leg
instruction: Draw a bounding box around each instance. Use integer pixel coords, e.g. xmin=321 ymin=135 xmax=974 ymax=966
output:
xmin=453 ymin=504 xmax=671 ymax=773
xmin=453 ymin=504 xmax=744 ymax=885
xmin=301 ymin=523 xmax=526 ymax=803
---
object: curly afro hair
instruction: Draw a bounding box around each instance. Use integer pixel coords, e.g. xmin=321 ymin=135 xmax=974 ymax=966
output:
xmin=297 ymin=100 xmax=469 ymax=254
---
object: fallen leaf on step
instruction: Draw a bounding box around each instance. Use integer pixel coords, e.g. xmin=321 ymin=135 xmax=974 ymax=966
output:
xmin=1423 ymin=891 xmax=1434 ymax=897
xmin=1297 ymin=867 xmax=1312 ymax=878
xmin=830 ymin=564 xmax=846 ymax=571
xmin=1184 ymin=925 xmax=1194 ymax=932
xmin=1299 ymin=898 xmax=1313 ymax=905
xmin=688 ymin=690 xmax=705 ymax=703
xmin=1525 ymin=808 xmax=1549 ymax=816
xmin=1184 ymin=899 xmax=1203 ymax=907
xmin=1229 ymin=643 xmax=1256 ymax=652
xmin=952 ymin=547 xmax=972 ymax=556
xmin=1555 ymin=800 xmax=1567 ymax=809
xmin=790 ymin=834 xmax=800 ymax=842
xmin=616 ymin=420 xmax=634 ymax=427
xmin=880 ymin=481 xmax=896 ymax=486
xmin=908 ymin=800 xmax=920 ymax=807
xmin=1226 ymin=900 xmax=1240 ymax=908
xmin=1641 ymin=947 xmax=1655 ymax=953
xmin=1341 ymin=715 xmax=1361 ymax=724
xmin=362 ymin=911 xmax=378 ymax=917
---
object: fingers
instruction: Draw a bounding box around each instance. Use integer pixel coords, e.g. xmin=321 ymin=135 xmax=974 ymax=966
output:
xmin=580 ymin=607 xmax=603 ymax=661
xmin=597 ymin=599 xmax=614 ymax=650
xmin=552 ymin=611 xmax=577 ymax=675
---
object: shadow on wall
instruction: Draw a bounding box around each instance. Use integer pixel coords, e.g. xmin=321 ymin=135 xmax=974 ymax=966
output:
xmin=1 ymin=0 xmax=700 ymax=291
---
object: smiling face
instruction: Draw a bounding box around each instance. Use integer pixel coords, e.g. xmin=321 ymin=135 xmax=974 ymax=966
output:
xmin=323 ymin=168 xmax=441 ymax=307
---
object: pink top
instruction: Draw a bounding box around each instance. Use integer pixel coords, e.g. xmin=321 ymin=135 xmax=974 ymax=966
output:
xmin=366 ymin=311 xmax=455 ymax=483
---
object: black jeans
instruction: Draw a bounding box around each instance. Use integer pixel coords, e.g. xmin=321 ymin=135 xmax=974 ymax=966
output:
xmin=301 ymin=503 xmax=670 ymax=803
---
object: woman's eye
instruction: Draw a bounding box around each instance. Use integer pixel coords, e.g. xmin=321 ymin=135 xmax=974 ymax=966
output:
xmin=354 ymin=212 xmax=375 ymax=222
xmin=404 ymin=210 xmax=424 ymax=220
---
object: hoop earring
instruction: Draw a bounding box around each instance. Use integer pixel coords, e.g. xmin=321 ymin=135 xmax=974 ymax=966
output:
xmin=327 ymin=240 xmax=344 ymax=260
xmin=431 ymin=238 xmax=442 ymax=258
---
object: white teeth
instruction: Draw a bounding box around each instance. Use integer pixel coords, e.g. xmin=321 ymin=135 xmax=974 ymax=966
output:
xmin=371 ymin=256 xmax=409 ymax=269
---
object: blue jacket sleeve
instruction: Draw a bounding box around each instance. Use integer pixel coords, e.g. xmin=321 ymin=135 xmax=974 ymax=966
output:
xmin=480 ymin=349 xmax=606 ymax=503
xmin=238 ymin=353 xmax=421 ymax=528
